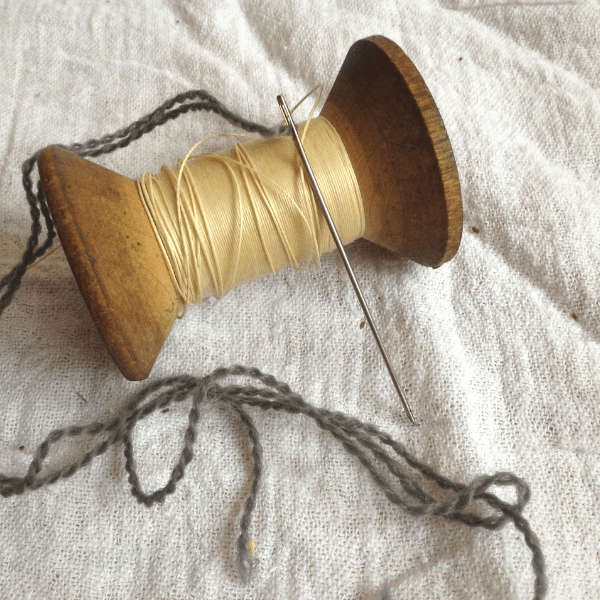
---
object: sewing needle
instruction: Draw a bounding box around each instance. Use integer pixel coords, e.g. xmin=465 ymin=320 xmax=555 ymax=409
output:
xmin=277 ymin=94 xmax=418 ymax=426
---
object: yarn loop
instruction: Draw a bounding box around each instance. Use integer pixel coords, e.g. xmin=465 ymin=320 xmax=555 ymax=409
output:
xmin=0 ymin=366 xmax=547 ymax=598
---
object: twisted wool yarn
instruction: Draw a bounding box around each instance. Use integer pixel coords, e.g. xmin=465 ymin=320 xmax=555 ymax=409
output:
xmin=0 ymin=92 xmax=547 ymax=599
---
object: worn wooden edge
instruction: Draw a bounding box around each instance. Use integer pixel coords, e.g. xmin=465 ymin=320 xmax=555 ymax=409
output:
xmin=382 ymin=36 xmax=462 ymax=266
xmin=321 ymin=35 xmax=462 ymax=267
xmin=38 ymin=145 xmax=180 ymax=380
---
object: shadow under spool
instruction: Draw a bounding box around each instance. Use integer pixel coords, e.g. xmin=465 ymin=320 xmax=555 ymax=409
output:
xmin=37 ymin=36 xmax=462 ymax=381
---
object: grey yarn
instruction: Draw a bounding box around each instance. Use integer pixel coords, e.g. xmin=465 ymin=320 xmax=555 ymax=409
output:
xmin=0 ymin=91 xmax=547 ymax=599
xmin=0 ymin=89 xmax=286 ymax=314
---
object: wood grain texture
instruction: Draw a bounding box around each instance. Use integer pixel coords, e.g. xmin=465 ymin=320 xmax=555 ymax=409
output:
xmin=38 ymin=146 xmax=181 ymax=380
xmin=37 ymin=36 xmax=462 ymax=380
xmin=321 ymin=36 xmax=462 ymax=267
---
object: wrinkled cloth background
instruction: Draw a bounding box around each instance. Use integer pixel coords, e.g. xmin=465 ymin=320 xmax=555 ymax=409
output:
xmin=1 ymin=1 xmax=599 ymax=598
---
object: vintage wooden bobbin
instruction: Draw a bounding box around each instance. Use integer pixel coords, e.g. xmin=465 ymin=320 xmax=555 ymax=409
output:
xmin=37 ymin=36 xmax=462 ymax=381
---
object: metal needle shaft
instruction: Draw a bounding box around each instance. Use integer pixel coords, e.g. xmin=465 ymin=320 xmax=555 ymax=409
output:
xmin=277 ymin=94 xmax=418 ymax=425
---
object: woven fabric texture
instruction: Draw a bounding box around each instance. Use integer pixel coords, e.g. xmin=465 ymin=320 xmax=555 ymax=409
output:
xmin=0 ymin=1 xmax=598 ymax=598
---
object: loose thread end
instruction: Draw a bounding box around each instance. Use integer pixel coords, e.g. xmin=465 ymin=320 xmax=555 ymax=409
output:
xmin=236 ymin=546 xmax=256 ymax=584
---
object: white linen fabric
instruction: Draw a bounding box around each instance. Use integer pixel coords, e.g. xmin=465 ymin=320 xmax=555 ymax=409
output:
xmin=0 ymin=1 xmax=598 ymax=598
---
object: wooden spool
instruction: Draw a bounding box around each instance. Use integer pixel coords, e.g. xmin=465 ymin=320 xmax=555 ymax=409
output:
xmin=37 ymin=36 xmax=462 ymax=381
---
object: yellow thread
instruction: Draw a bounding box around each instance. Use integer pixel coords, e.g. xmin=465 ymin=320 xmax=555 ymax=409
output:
xmin=26 ymin=243 xmax=63 ymax=271
xmin=248 ymin=538 xmax=254 ymax=555
xmin=137 ymin=115 xmax=364 ymax=306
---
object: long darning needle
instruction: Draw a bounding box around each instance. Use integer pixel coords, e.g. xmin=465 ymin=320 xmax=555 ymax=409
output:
xmin=277 ymin=94 xmax=418 ymax=426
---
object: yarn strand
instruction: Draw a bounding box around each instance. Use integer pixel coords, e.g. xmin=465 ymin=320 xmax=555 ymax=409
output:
xmin=0 ymin=91 xmax=547 ymax=598
xmin=0 ymin=366 xmax=547 ymax=598
xmin=0 ymin=90 xmax=286 ymax=317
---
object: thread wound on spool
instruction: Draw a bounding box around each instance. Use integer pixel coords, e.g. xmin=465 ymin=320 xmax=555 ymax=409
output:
xmin=137 ymin=117 xmax=365 ymax=305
